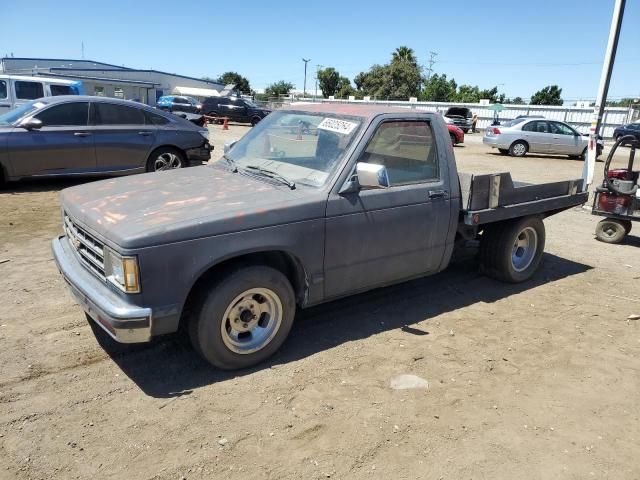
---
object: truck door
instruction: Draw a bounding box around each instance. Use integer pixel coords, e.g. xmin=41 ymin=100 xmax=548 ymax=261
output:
xmin=323 ymin=119 xmax=452 ymax=299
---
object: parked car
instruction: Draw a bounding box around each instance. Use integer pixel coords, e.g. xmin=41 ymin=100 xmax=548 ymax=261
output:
xmin=156 ymin=95 xmax=202 ymax=114
xmin=201 ymin=96 xmax=270 ymax=126
xmin=443 ymin=117 xmax=464 ymax=145
xmin=0 ymin=96 xmax=211 ymax=184
xmin=0 ymin=74 xmax=83 ymax=114
xmin=444 ymin=106 xmax=472 ymax=133
xmin=483 ymin=118 xmax=603 ymax=159
xmin=53 ymin=104 xmax=587 ymax=370
xmin=613 ymin=122 xmax=640 ymax=144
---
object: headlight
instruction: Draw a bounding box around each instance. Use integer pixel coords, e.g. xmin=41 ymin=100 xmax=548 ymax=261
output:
xmin=198 ymin=129 xmax=209 ymax=141
xmin=104 ymin=248 xmax=140 ymax=293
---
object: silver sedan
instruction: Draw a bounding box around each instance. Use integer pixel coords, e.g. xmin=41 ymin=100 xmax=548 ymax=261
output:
xmin=483 ymin=118 xmax=603 ymax=159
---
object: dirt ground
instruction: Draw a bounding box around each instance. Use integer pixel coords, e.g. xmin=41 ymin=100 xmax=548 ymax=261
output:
xmin=1 ymin=124 xmax=639 ymax=480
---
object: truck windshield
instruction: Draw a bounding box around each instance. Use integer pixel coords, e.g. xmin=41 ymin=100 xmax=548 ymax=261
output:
xmin=226 ymin=111 xmax=362 ymax=188
xmin=0 ymin=100 xmax=46 ymax=125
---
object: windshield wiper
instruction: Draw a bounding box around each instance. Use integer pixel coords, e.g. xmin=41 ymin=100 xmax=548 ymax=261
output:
xmin=223 ymin=154 xmax=238 ymax=172
xmin=243 ymin=165 xmax=296 ymax=190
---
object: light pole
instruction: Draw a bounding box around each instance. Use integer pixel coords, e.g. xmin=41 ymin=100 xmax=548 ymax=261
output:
xmin=302 ymin=58 xmax=310 ymax=97
xmin=314 ymin=64 xmax=323 ymax=100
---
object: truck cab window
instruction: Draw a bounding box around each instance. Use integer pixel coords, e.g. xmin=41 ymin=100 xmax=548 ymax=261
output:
xmin=0 ymin=80 xmax=7 ymax=99
xmin=360 ymin=121 xmax=438 ymax=185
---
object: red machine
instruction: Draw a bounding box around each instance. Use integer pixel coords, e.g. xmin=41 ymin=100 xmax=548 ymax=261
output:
xmin=592 ymin=135 xmax=640 ymax=243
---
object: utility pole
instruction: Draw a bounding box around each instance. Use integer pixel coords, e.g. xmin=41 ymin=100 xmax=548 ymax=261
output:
xmin=302 ymin=58 xmax=310 ymax=97
xmin=81 ymin=41 xmax=85 ymax=59
xmin=315 ymin=64 xmax=323 ymax=100
xmin=426 ymin=51 xmax=438 ymax=80
xmin=583 ymin=0 xmax=626 ymax=189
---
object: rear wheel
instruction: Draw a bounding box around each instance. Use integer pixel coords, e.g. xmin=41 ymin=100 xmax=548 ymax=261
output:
xmin=146 ymin=147 xmax=185 ymax=172
xmin=450 ymin=133 xmax=457 ymax=146
xmin=251 ymin=116 xmax=262 ymax=127
xmin=189 ymin=266 xmax=296 ymax=369
xmin=480 ymin=216 xmax=546 ymax=283
xmin=509 ymin=140 xmax=528 ymax=157
xmin=595 ymin=218 xmax=628 ymax=244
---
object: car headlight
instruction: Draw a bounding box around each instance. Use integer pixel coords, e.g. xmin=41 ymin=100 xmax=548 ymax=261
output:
xmin=104 ymin=248 xmax=140 ymax=293
xmin=198 ymin=129 xmax=209 ymax=141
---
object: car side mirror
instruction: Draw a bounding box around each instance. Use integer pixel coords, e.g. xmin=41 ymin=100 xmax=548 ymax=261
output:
xmin=224 ymin=141 xmax=237 ymax=154
xmin=355 ymin=162 xmax=390 ymax=190
xmin=19 ymin=117 xmax=43 ymax=130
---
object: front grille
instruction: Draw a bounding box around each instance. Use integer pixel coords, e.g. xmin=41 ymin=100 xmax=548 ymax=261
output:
xmin=64 ymin=214 xmax=106 ymax=280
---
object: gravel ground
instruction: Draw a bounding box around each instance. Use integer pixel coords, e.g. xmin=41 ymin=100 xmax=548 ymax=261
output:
xmin=0 ymin=124 xmax=639 ymax=480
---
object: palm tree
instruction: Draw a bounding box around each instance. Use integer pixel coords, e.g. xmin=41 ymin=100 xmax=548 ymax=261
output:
xmin=392 ymin=46 xmax=417 ymax=65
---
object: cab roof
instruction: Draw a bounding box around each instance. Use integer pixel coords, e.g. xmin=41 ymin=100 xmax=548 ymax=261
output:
xmin=285 ymin=102 xmax=434 ymax=119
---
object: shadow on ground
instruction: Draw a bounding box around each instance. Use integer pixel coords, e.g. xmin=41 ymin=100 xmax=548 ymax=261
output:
xmin=92 ymin=252 xmax=592 ymax=398
xmin=0 ymin=176 xmax=106 ymax=194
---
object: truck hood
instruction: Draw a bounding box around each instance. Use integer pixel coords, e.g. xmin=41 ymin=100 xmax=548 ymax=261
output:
xmin=60 ymin=165 xmax=327 ymax=249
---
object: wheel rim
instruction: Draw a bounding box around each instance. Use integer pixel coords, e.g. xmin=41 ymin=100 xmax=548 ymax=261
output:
xmin=600 ymin=222 xmax=620 ymax=239
xmin=511 ymin=227 xmax=538 ymax=272
xmin=220 ymin=288 xmax=283 ymax=355
xmin=512 ymin=143 xmax=526 ymax=156
xmin=153 ymin=152 xmax=182 ymax=171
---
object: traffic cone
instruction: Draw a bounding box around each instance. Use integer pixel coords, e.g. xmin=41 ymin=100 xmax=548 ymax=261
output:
xmin=223 ymin=117 xmax=229 ymax=130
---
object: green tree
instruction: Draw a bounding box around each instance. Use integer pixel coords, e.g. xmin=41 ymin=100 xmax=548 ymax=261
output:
xmin=391 ymin=46 xmax=417 ymax=66
xmin=530 ymin=85 xmax=563 ymax=105
xmin=455 ymin=84 xmax=481 ymax=103
xmin=336 ymin=77 xmax=355 ymax=98
xmin=265 ymin=80 xmax=294 ymax=97
xmin=511 ymin=96 xmax=524 ymax=104
xmin=317 ymin=67 xmax=340 ymax=97
xmin=421 ymin=74 xmax=457 ymax=102
xmin=216 ymin=71 xmax=251 ymax=94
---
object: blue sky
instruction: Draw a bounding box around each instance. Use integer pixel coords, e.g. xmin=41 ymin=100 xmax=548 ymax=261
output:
xmin=2 ymin=0 xmax=638 ymax=102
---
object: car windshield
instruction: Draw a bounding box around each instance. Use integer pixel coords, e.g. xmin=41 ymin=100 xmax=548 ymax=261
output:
xmin=244 ymin=99 xmax=258 ymax=108
xmin=504 ymin=118 xmax=527 ymax=127
xmin=225 ymin=111 xmax=362 ymax=188
xmin=0 ymin=100 xmax=47 ymax=125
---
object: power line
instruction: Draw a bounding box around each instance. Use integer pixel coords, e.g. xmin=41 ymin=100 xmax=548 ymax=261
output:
xmin=426 ymin=51 xmax=438 ymax=80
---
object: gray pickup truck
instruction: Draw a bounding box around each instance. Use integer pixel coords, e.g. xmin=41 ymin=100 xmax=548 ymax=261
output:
xmin=52 ymin=104 xmax=587 ymax=369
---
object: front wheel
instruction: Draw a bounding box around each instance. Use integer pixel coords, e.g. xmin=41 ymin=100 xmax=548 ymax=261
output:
xmin=595 ymin=218 xmax=628 ymax=244
xmin=509 ymin=140 xmax=528 ymax=157
xmin=146 ymin=147 xmax=185 ymax=172
xmin=480 ymin=216 xmax=546 ymax=283
xmin=189 ymin=266 xmax=296 ymax=369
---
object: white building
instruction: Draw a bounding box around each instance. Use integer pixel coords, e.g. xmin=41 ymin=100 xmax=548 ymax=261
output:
xmin=0 ymin=57 xmax=224 ymax=106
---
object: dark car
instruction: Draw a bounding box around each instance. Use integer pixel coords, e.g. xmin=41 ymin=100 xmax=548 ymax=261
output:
xmin=156 ymin=95 xmax=202 ymax=114
xmin=201 ymin=96 xmax=270 ymax=126
xmin=444 ymin=107 xmax=472 ymax=133
xmin=613 ymin=122 xmax=640 ymax=144
xmin=0 ymin=96 xmax=211 ymax=183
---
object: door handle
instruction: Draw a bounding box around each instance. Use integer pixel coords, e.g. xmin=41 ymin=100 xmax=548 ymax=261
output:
xmin=138 ymin=132 xmax=152 ymax=136
xmin=429 ymin=189 xmax=447 ymax=199
xmin=74 ymin=132 xmax=91 ymax=137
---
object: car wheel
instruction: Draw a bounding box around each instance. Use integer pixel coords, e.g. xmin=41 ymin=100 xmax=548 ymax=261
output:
xmin=479 ymin=216 xmax=546 ymax=283
xmin=146 ymin=147 xmax=185 ymax=172
xmin=498 ymin=148 xmax=509 ymax=155
xmin=251 ymin=116 xmax=262 ymax=127
xmin=189 ymin=265 xmax=296 ymax=369
xmin=450 ymin=133 xmax=456 ymax=146
xmin=595 ymin=218 xmax=628 ymax=244
xmin=509 ymin=140 xmax=528 ymax=157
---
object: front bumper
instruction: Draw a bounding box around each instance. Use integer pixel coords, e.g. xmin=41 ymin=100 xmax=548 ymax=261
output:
xmin=52 ymin=236 xmax=152 ymax=343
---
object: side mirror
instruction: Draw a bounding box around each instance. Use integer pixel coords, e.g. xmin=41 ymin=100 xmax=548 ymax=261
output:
xmin=223 ymin=141 xmax=237 ymax=154
xmin=355 ymin=162 xmax=390 ymax=189
xmin=19 ymin=117 xmax=43 ymax=130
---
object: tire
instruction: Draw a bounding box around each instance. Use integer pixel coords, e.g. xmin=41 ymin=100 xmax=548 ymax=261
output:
xmin=509 ymin=140 xmax=528 ymax=157
xmin=479 ymin=216 xmax=546 ymax=283
xmin=189 ymin=266 xmax=296 ymax=370
xmin=498 ymin=148 xmax=509 ymax=155
xmin=595 ymin=218 xmax=628 ymax=244
xmin=251 ymin=116 xmax=262 ymax=127
xmin=450 ymin=133 xmax=457 ymax=146
xmin=146 ymin=147 xmax=185 ymax=172
xmin=207 ymin=110 xmax=223 ymax=124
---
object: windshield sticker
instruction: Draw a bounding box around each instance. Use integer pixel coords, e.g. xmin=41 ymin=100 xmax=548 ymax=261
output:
xmin=317 ymin=118 xmax=357 ymax=135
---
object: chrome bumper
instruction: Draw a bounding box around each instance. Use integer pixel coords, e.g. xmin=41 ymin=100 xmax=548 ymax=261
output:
xmin=52 ymin=236 xmax=152 ymax=343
